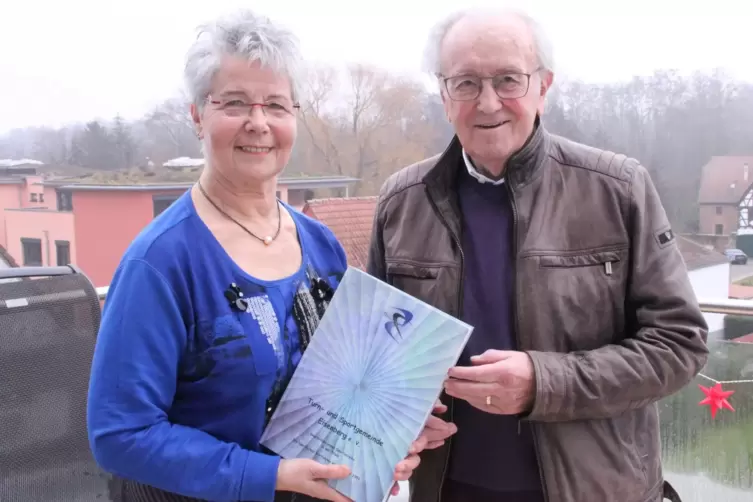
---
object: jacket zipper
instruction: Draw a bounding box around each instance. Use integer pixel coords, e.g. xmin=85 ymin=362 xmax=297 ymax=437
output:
xmin=425 ymin=191 xmax=465 ymax=502
xmin=506 ymin=181 xmax=551 ymax=502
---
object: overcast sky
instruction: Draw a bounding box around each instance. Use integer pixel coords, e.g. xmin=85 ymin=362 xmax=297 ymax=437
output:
xmin=1 ymin=0 xmax=751 ymax=133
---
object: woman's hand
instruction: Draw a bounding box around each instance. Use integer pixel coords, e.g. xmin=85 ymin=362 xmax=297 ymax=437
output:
xmin=418 ymin=399 xmax=457 ymax=449
xmin=386 ymin=400 xmax=457 ymax=497
xmin=276 ymin=401 xmax=456 ymax=500
xmin=276 ymin=459 xmax=352 ymax=501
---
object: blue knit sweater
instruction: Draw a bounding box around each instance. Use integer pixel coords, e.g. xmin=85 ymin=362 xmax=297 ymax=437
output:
xmin=87 ymin=191 xmax=347 ymax=501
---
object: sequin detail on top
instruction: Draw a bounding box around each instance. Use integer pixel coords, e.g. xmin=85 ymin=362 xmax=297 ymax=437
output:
xmin=244 ymin=294 xmax=285 ymax=371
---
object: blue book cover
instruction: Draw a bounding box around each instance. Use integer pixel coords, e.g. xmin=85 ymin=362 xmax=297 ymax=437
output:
xmin=260 ymin=267 xmax=473 ymax=502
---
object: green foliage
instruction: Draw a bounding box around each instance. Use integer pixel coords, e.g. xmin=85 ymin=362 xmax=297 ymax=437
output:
xmin=723 ymin=315 xmax=753 ymax=340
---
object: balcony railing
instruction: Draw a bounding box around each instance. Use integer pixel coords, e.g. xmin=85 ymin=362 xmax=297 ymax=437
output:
xmin=660 ymin=297 xmax=753 ymax=501
xmin=93 ymin=288 xmax=753 ymax=501
xmin=697 ymin=297 xmax=753 ymax=316
xmin=3 ymin=271 xmax=753 ymax=502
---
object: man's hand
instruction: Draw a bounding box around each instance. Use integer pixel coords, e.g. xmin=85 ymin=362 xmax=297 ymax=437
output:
xmin=444 ymin=350 xmax=535 ymax=415
xmin=276 ymin=459 xmax=352 ymax=501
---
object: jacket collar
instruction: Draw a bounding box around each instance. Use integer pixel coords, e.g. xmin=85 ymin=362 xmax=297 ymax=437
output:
xmin=422 ymin=118 xmax=549 ymax=237
xmin=462 ymin=149 xmax=506 ymax=185
xmin=425 ymin=115 xmax=548 ymax=193
xmin=506 ymin=115 xmax=549 ymax=187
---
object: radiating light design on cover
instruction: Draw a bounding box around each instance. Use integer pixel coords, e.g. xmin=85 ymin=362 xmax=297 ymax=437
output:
xmin=260 ymin=267 xmax=473 ymax=502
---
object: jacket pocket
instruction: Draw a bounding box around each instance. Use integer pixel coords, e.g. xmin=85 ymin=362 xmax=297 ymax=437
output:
xmin=539 ymin=250 xmax=622 ymax=276
xmin=385 ymin=261 xmax=440 ymax=279
xmin=385 ymin=261 xmax=441 ymax=305
xmin=532 ymin=248 xmax=627 ymax=351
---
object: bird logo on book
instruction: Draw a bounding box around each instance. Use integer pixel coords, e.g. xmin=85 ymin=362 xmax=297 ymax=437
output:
xmin=384 ymin=307 xmax=414 ymax=342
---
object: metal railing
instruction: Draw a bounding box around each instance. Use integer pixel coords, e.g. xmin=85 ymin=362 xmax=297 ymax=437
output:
xmin=697 ymin=297 xmax=753 ymax=316
xmin=4 ymin=272 xmax=753 ymax=502
xmin=1 ymin=264 xmax=749 ymax=317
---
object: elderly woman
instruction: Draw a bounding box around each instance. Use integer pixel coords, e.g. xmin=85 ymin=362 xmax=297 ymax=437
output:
xmin=86 ymin=9 xmax=449 ymax=502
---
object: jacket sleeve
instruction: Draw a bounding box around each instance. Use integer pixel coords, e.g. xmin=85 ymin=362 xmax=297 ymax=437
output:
xmin=366 ymin=190 xmax=388 ymax=282
xmin=526 ymin=164 xmax=709 ymax=422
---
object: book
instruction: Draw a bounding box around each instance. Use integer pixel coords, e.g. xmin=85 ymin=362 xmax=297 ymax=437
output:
xmin=260 ymin=266 xmax=473 ymax=502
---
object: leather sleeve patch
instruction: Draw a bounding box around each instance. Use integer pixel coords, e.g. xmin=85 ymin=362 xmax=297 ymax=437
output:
xmin=655 ymin=227 xmax=675 ymax=248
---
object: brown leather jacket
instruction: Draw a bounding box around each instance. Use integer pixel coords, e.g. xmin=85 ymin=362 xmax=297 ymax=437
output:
xmin=366 ymin=124 xmax=709 ymax=502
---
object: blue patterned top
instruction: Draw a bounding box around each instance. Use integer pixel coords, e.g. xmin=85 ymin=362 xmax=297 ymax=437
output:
xmin=87 ymin=190 xmax=347 ymax=502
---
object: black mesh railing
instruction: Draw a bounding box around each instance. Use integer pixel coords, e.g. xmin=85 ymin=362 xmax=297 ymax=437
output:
xmin=0 ymin=266 xmax=117 ymax=502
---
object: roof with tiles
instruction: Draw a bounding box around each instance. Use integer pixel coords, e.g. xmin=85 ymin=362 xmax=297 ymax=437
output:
xmin=302 ymin=197 xmax=378 ymax=271
xmin=729 ymin=284 xmax=753 ymax=300
xmin=677 ymin=235 xmax=728 ymax=271
xmin=732 ymin=332 xmax=753 ymax=343
xmin=0 ymin=244 xmax=18 ymax=268
xmin=698 ymin=156 xmax=753 ymax=204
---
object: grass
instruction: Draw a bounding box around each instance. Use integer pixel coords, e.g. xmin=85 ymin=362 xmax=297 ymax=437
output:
xmin=663 ymin=418 xmax=753 ymax=489
xmin=735 ymin=276 xmax=753 ymax=287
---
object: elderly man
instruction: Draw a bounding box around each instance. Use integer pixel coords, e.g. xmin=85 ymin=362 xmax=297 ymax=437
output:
xmin=367 ymin=7 xmax=708 ymax=502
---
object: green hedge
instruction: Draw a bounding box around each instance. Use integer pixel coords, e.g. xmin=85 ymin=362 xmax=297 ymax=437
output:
xmin=723 ymin=315 xmax=753 ymax=340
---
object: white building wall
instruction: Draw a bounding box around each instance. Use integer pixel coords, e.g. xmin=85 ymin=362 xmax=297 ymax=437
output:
xmin=687 ymin=262 xmax=730 ymax=333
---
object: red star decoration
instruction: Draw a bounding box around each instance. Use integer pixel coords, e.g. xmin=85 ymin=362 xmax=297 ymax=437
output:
xmin=698 ymin=383 xmax=735 ymax=419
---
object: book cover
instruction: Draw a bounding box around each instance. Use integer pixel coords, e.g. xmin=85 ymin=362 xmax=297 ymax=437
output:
xmin=260 ymin=267 xmax=473 ymax=502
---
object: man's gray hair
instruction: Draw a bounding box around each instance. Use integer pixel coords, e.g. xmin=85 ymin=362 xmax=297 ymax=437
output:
xmin=421 ymin=7 xmax=555 ymax=76
xmin=184 ymin=9 xmax=304 ymax=108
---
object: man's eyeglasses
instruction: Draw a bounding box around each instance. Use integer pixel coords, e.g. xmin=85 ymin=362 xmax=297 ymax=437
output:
xmin=206 ymin=96 xmax=300 ymax=119
xmin=441 ymin=69 xmax=541 ymax=101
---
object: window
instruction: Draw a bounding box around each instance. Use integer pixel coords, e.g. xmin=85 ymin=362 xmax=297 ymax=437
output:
xmin=21 ymin=238 xmax=43 ymax=266
xmin=56 ymin=240 xmax=71 ymax=266
xmin=30 ymin=193 xmax=38 ymax=202
xmin=39 ymin=193 xmax=44 ymax=203
xmin=56 ymin=190 xmax=73 ymax=211
xmin=715 ymin=224 xmax=724 ymax=235
xmin=716 ymin=206 xmax=723 ymax=215
xmin=153 ymin=195 xmax=180 ymax=217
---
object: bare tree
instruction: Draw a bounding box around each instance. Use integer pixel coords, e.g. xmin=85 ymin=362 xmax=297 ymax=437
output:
xmin=110 ymin=115 xmax=136 ymax=170
xmin=296 ymin=63 xmax=438 ymax=194
xmin=296 ymin=64 xmax=345 ymax=175
xmin=1 ymin=65 xmax=752 ymax=231
xmin=69 ymin=121 xmax=116 ymax=169
xmin=136 ymin=95 xmax=200 ymax=164
xmin=544 ymin=68 xmax=753 ymax=231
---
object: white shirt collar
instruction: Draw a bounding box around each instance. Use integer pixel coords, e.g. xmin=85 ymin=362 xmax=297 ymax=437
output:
xmin=462 ymin=149 xmax=505 ymax=185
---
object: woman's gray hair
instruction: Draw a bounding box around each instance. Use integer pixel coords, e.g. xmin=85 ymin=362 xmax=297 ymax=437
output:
xmin=184 ymin=9 xmax=304 ymax=108
xmin=422 ymin=7 xmax=555 ymax=76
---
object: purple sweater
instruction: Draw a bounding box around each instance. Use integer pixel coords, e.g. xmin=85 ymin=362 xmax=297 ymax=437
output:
xmin=447 ymin=164 xmax=543 ymax=496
